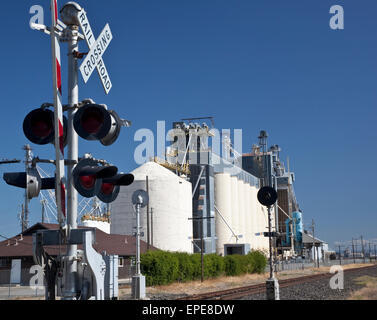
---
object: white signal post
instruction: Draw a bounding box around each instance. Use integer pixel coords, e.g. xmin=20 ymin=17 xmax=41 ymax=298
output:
xmin=64 ymin=9 xmax=80 ymax=299
xmin=78 ymin=10 xmax=113 ymax=94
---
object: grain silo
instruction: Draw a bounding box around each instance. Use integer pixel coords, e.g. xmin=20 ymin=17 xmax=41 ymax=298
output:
xmin=249 ymin=186 xmax=259 ymax=250
xmin=244 ymin=183 xmax=252 ymax=245
xmin=214 ymin=173 xmax=232 ymax=255
xmin=111 ymin=162 xmax=193 ymax=253
xmin=230 ymin=176 xmax=239 ymax=241
xmin=237 ymin=180 xmax=246 ymax=240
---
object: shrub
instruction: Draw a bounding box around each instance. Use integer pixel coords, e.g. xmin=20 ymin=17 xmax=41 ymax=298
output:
xmin=140 ymin=249 xmax=267 ymax=286
xmin=247 ymin=250 xmax=267 ymax=274
xmin=175 ymin=252 xmax=195 ymax=282
xmin=190 ymin=253 xmax=203 ymax=280
xmin=204 ymin=254 xmax=225 ymax=279
xmin=140 ymin=250 xmax=179 ymax=286
xmin=224 ymin=255 xmax=243 ymax=276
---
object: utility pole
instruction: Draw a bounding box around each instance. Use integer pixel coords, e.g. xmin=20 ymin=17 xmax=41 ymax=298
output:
xmin=20 ymin=205 xmax=25 ymax=233
xmin=374 ymin=244 xmax=376 ymax=262
xmin=338 ymin=245 xmax=342 ymax=265
xmin=23 ymin=145 xmax=33 ymax=232
xmin=311 ymin=219 xmax=316 ymax=268
xmin=352 ymin=238 xmax=356 ymax=264
xmin=41 ymin=199 xmax=47 ymax=224
xmin=189 ymin=216 xmax=214 ymax=283
xmin=368 ymin=242 xmax=372 ymax=263
xmin=361 ymin=236 xmax=366 ymax=264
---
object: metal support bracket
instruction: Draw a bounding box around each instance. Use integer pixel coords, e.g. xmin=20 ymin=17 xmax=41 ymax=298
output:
xmin=83 ymin=231 xmax=106 ymax=300
xmin=34 ymin=228 xmax=96 ymax=246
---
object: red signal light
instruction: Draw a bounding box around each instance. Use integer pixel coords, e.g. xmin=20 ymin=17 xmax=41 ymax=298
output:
xmin=74 ymin=104 xmax=123 ymax=146
xmin=81 ymin=108 xmax=104 ymax=134
xmin=23 ymin=109 xmax=67 ymax=146
xmin=32 ymin=118 xmax=53 ymax=138
xmin=79 ymin=175 xmax=96 ymax=190
xmin=101 ymin=182 xmax=115 ymax=195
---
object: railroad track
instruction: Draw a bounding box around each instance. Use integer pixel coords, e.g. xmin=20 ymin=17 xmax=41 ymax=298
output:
xmin=178 ymin=264 xmax=377 ymax=300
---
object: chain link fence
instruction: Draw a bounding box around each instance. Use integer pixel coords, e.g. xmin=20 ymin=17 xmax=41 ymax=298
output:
xmin=0 ymin=268 xmax=45 ymax=300
xmin=269 ymin=258 xmax=376 ymax=273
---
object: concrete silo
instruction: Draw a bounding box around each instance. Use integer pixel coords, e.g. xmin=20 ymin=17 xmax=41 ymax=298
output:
xmin=214 ymin=173 xmax=232 ymax=255
xmin=249 ymin=186 xmax=260 ymax=250
xmin=244 ymin=183 xmax=252 ymax=245
xmin=111 ymin=162 xmax=193 ymax=253
xmin=237 ymin=180 xmax=246 ymax=241
xmin=230 ymin=176 xmax=239 ymax=241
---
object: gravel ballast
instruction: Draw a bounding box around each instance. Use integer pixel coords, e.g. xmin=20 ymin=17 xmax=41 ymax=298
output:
xmin=243 ymin=265 xmax=377 ymax=300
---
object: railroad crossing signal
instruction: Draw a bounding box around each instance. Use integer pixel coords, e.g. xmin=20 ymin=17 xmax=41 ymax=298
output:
xmin=78 ymin=10 xmax=113 ymax=94
xmin=73 ymin=158 xmax=134 ymax=203
xmin=73 ymin=103 xmax=127 ymax=146
xmin=3 ymin=168 xmax=55 ymax=200
xmin=23 ymin=108 xmax=68 ymax=146
xmin=257 ymin=187 xmax=278 ymax=207
xmin=97 ymin=173 xmax=134 ymax=203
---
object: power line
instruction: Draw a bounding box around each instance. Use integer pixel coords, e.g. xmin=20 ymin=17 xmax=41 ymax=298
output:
xmin=0 ymin=234 xmax=33 ymax=247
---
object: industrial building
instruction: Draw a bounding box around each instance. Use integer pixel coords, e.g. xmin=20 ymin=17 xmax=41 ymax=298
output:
xmin=242 ymin=141 xmax=302 ymax=257
xmin=111 ymin=122 xmax=276 ymax=256
xmin=110 ymin=121 xmax=326 ymax=261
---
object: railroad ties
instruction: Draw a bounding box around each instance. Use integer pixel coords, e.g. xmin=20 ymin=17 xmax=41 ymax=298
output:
xmin=178 ymin=265 xmax=377 ymax=300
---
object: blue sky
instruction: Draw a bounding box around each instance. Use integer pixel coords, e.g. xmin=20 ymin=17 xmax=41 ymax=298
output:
xmin=0 ymin=0 xmax=376 ymax=249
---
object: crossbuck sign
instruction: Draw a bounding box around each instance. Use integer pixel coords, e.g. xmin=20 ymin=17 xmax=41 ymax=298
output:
xmin=78 ymin=10 xmax=112 ymax=94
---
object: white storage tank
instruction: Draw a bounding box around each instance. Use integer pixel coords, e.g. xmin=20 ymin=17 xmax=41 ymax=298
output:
xmin=111 ymin=162 xmax=193 ymax=253
xmin=244 ymin=183 xmax=252 ymax=245
xmin=82 ymin=219 xmax=111 ymax=234
xmin=258 ymin=205 xmax=269 ymax=250
xmin=214 ymin=173 xmax=232 ymax=255
xmin=249 ymin=186 xmax=259 ymax=250
xmin=230 ymin=176 xmax=239 ymax=241
xmin=237 ymin=180 xmax=246 ymax=241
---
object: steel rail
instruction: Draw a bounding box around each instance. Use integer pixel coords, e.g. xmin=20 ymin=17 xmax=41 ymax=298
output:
xmin=178 ymin=264 xmax=377 ymax=300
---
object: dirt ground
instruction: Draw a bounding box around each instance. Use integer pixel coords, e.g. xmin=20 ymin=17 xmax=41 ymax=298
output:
xmin=5 ymin=263 xmax=372 ymax=300
xmin=119 ymin=263 xmax=373 ymax=300
xmin=348 ymin=274 xmax=377 ymax=300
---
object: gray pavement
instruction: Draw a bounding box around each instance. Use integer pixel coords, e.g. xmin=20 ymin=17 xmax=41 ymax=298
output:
xmin=0 ymin=286 xmax=45 ymax=300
